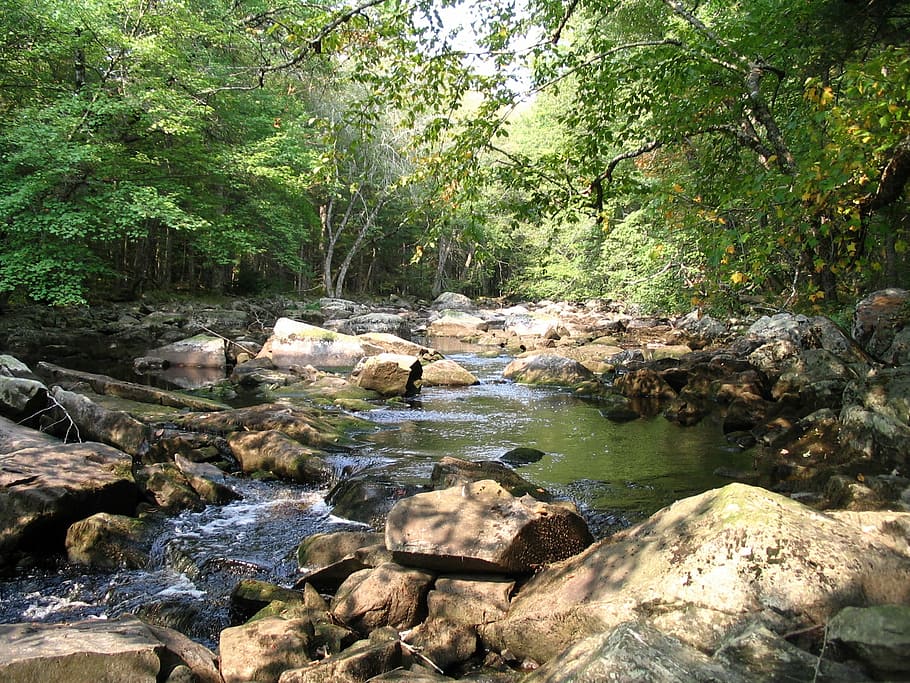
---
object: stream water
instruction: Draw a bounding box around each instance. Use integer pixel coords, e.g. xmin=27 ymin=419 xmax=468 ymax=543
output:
xmin=0 ymin=350 xmax=753 ymax=648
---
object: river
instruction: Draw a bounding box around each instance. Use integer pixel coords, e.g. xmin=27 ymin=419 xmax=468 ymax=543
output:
xmin=0 ymin=349 xmax=753 ymax=647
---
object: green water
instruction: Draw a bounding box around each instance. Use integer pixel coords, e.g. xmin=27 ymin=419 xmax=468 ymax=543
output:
xmin=359 ymin=351 xmax=754 ymax=530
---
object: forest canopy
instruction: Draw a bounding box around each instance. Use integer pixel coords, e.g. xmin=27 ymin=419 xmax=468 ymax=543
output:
xmin=0 ymin=0 xmax=907 ymax=312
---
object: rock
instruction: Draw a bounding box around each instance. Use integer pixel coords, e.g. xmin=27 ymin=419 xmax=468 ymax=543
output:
xmin=172 ymin=403 xmax=345 ymax=449
xmin=333 ymin=313 xmax=411 ymax=339
xmin=0 ymin=354 xmax=39 ymax=380
xmin=136 ymin=463 xmax=204 ymax=513
xmin=841 ymin=366 xmax=910 ymax=473
xmin=228 ymin=430 xmax=331 ymax=484
xmin=482 ymin=483 xmax=910 ymax=663
xmin=613 ymin=369 xmax=677 ymax=399
xmin=502 ymin=354 xmax=596 ymax=388
xmin=500 ymin=447 xmax=545 ymax=466
xmin=259 ymin=318 xmax=383 ymax=369
xmin=852 ymin=288 xmax=910 ymax=358
xmin=426 ymin=311 xmax=489 ymax=338
xmin=297 ymin=531 xmax=385 ymax=569
xmin=427 ymin=576 xmax=514 ymax=626
xmin=385 ymin=480 xmax=593 ymax=574
xmin=319 ymin=298 xmax=367 ymax=319
xmin=504 ymin=313 xmax=563 ymax=339
xmin=38 ymin=362 xmax=227 ymax=412
xmin=520 ymin=622 xmax=739 ymax=683
xmin=65 ymin=512 xmax=153 ymax=569
xmin=771 ymin=348 xmax=864 ymax=410
xmin=677 ymin=311 xmax=730 ymax=343
xmin=0 ymin=615 xmax=219 ymax=683
xmin=431 ymin=292 xmax=474 ymax=311
xmin=358 ymin=333 xmax=442 ymax=361
xmin=421 ymin=359 xmax=478 ymax=387
xmin=828 ymin=604 xmax=910 ymax=678
xmin=884 ymin=327 xmax=910 ymax=365
xmin=147 ymin=334 xmax=226 ymax=369
xmin=326 ymin=476 xmax=423 ymax=528
xmin=430 ymin=457 xmax=551 ymax=501
xmin=0 ymin=428 xmax=139 ymax=567
xmin=231 ymin=579 xmax=307 ymax=621
xmin=219 ymin=616 xmax=314 ymax=683
xmin=403 ymin=618 xmax=478 ymax=671
xmin=48 ymin=387 xmax=149 ymax=456
xmin=331 ymin=562 xmax=435 ymax=635
xmin=278 ymin=630 xmax=403 ymax=683
xmin=598 ymin=393 xmax=640 ymax=422
xmin=173 ymin=454 xmax=240 ymax=505
xmin=350 ymin=353 xmax=422 ymax=397
xmin=0 ymin=375 xmax=46 ymax=421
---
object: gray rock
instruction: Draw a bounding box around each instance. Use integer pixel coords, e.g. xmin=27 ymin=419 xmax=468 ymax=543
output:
xmin=431 ymin=292 xmax=474 ymax=311
xmin=259 ymin=318 xmax=382 ymax=369
xmin=828 ymin=604 xmax=910 ymax=677
xmin=146 ymin=334 xmax=226 ymax=369
xmin=333 ymin=313 xmax=411 ymax=339
xmin=426 ymin=311 xmax=489 ymax=338
xmin=0 ymin=375 xmax=46 ymax=419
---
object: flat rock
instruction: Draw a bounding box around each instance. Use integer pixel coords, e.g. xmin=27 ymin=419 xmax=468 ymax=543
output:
xmin=259 ymin=318 xmax=382 ymax=369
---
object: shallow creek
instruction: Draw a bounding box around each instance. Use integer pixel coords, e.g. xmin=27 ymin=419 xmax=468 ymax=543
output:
xmin=0 ymin=350 xmax=752 ymax=647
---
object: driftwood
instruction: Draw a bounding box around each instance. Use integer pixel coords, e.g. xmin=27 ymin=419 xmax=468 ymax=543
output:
xmin=37 ymin=362 xmax=226 ymax=412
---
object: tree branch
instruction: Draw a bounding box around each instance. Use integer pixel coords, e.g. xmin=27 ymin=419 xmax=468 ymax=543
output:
xmin=551 ymin=0 xmax=581 ymax=45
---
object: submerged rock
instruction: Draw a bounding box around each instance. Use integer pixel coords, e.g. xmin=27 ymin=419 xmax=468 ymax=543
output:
xmin=502 ymin=354 xmax=596 ymax=388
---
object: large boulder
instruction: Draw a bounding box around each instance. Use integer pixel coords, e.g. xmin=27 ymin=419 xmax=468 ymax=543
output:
xmin=146 ymin=334 xmax=227 ymax=369
xmin=430 ymin=456 xmax=551 ymax=500
xmin=828 ymin=605 xmax=910 ymax=679
xmin=0 ymin=615 xmax=220 ymax=683
xmin=502 ymin=354 xmax=596 ymax=388
xmin=65 ymin=512 xmax=154 ymax=570
xmin=430 ymin=292 xmax=474 ymax=311
xmin=259 ymin=318 xmax=382 ymax=369
xmin=1 ymin=423 xmax=139 ymax=566
xmin=49 ymin=387 xmax=149 ymax=456
xmin=482 ymin=483 xmax=910 ymax=664
xmin=350 ymin=353 xmax=422 ymax=397
xmin=0 ymin=369 xmax=46 ymax=420
xmin=385 ymin=480 xmax=593 ymax=574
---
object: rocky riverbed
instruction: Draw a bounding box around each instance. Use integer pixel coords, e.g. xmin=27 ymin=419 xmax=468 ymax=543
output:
xmin=1 ymin=290 xmax=910 ymax=681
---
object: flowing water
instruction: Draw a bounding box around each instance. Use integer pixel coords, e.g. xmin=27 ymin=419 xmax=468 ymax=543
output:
xmin=0 ymin=349 xmax=753 ymax=647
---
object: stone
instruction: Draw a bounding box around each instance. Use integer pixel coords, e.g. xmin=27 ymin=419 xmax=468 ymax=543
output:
xmin=0 ymin=354 xmax=39 ymax=380
xmin=297 ymin=530 xmax=385 ymax=569
xmin=136 ymin=463 xmax=204 ymax=513
xmin=350 ymin=353 xmax=422 ymax=397
xmin=520 ymin=622 xmax=740 ymax=683
xmin=0 ymin=375 xmax=46 ymax=420
xmin=840 ymin=366 xmax=910 ymax=471
xmin=358 ymin=333 xmax=442 ymax=361
xmin=426 ymin=311 xmax=489 ymax=338
xmin=65 ymin=512 xmax=153 ymax=569
xmin=219 ymin=616 xmax=314 ymax=683
xmin=278 ymin=631 xmax=402 ymax=683
xmin=613 ymin=369 xmax=677 ymax=399
xmin=326 ymin=476 xmax=423 ymax=527
xmin=430 ymin=457 xmax=551 ymax=500
xmin=403 ymin=618 xmax=478 ymax=671
xmin=49 ymin=387 xmax=149 ymax=456
xmin=482 ymin=483 xmax=910 ymax=664
xmin=147 ymin=334 xmax=226 ymax=369
xmin=333 ymin=313 xmax=411 ymax=339
xmin=173 ymin=454 xmax=241 ymax=505
xmin=431 ymin=292 xmax=474 ymax=311
xmin=331 ymin=562 xmax=435 ymax=635
xmin=230 ymin=579 xmax=307 ymax=621
xmin=385 ymin=480 xmax=593 ymax=574
xmin=502 ymin=354 xmax=596 ymax=388
xmin=259 ymin=318 xmax=382 ymax=369
xmin=852 ymin=288 xmax=910 ymax=358
xmin=504 ymin=313 xmax=563 ymax=339
xmin=420 ymin=359 xmax=478 ymax=387
xmin=427 ymin=576 xmax=514 ymax=626
xmin=828 ymin=605 xmax=910 ymax=677
xmin=227 ymin=430 xmax=331 ymax=484
xmin=0 ymin=429 xmax=138 ymax=567
xmin=0 ymin=616 xmax=217 ymax=683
